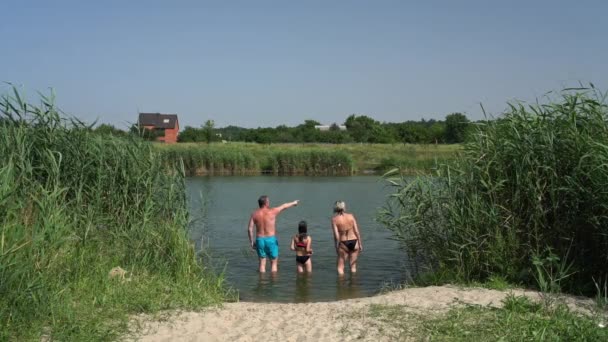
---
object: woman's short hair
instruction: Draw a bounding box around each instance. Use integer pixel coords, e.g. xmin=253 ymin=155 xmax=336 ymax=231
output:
xmin=334 ymin=201 xmax=346 ymax=213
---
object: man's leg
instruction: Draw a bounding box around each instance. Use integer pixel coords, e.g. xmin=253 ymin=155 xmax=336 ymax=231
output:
xmin=270 ymin=258 xmax=279 ymax=273
xmin=269 ymin=236 xmax=279 ymax=272
xmin=259 ymin=258 xmax=267 ymax=273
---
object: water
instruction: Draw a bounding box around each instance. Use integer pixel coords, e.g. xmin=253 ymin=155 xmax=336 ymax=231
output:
xmin=186 ymin=176 xmax=410 ymax=303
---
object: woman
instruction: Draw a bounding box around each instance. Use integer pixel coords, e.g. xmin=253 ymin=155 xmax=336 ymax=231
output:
xmin=331 ymin=201 xmax=363 ymax=275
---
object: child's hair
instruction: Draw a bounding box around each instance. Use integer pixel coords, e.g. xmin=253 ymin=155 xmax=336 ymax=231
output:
xmin=298 ymin=220 xmax=307 ymax=241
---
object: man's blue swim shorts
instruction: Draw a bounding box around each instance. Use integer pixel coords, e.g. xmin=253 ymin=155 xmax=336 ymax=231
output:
xmin=255 ymin=236 xmax=279 ymax=259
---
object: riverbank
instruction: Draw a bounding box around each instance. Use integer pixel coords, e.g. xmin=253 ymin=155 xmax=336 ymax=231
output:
xmin=0 ymin=90 xmax=228 ymax=341
xmin=135 ymin=285 xmax=606 ymax=341
xmin=155 ymin=142 xmax=459 ymax=176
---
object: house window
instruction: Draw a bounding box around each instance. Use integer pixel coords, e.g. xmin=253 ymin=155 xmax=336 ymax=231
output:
xmin=163 ymin=119 xmax=170 ymax=123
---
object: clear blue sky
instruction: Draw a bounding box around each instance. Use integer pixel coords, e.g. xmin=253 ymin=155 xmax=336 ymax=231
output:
xmin=2 ymin=0 xmax=607 ymax=129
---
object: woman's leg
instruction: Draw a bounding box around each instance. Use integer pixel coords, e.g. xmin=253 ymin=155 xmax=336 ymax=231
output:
xmin=349 ymin=251 xmax=359 ymax=273
xmin=337 ymin=247 xmax=348 ymax=275
xmin=305 ymin=258 xmax=312 ymax=273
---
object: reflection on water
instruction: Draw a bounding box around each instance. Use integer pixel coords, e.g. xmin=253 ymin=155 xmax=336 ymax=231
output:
xmin=187 ymin=176 xmax=411 ymax=303
xmin=336 ymin=273 xmax=362 ymax=300
xmin=252 ymin=272 xmax=280 ymax=299
xmin=295 ymin=273 xmax=313 ymax=303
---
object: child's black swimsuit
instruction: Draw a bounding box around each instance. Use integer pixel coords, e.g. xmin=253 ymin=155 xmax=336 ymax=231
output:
xmin=296 ymin=255 xmax=310 ymax=264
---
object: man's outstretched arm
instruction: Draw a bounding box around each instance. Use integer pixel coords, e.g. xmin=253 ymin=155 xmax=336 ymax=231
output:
xmin=274 ymin=200 xmax=299 ymax=213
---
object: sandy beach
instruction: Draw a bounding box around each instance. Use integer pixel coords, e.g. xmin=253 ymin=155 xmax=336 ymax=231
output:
xmin=133 ymin=285 xmax=595 ymax=342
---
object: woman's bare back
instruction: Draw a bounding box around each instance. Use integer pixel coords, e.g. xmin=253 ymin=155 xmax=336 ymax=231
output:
xmin=332 ymin=213 xmax=357 ymax=241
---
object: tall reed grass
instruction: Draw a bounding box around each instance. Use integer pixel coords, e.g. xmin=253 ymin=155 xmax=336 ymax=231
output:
xmin=380 ymin=87 xmax=608 ymax=294
xmin=0 ymin=87 xmax=228 ymax=341
xmin=159 ymin=144 xmax=355 ymax=176
xmin=160 ymin=145 xmax=259 ymax=175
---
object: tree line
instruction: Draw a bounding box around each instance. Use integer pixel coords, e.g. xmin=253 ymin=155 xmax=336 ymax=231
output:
xmin=91 ymin=113 xmax=470 ymax=144
xmin=179 ymin=113 xmax=470 ymax=144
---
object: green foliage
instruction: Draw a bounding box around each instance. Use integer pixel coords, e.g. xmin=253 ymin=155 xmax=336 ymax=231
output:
xmin=130 ymin=123 xmax=165 ymax=141
xmin=178 ymin=125 xmax=204 ymax=142
xmin=158 ymin=144 xmax=354 ymax=176
xmin=156 ymin=142 xmax=458 ymax=176
xmin=159 ymin=145 xmax=260 ymax=175
xmin=532 ymin=248 xmax=576 ymax=294
xmin=380 ymin=88 xmax=608 ymax=294
xmin=268 ymin=149 xmax=353 ymax=175
xmin=364 ymin=296 xmax=607 ymax=341
xmin=344 ymin=114 xmax=394 ymax=143
xmin=0 ymin=88 xmax=228 ymax=340
xmin=180 ymin=117 xmax=457 ymax=144
xmin=422 ymin=296 xmax=607 ymax=341
xmin=202 ymin=119 xmax=216 ymax=143
xmin=444 ymin=112 xmax=470 ymax=143
xmin=94 ymin=123 xmax=128 ymax=136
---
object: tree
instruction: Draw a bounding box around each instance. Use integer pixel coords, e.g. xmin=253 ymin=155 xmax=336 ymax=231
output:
xmin=178 ymin=126 xmax=202 ymax=142
xmin=444 ymin=113 xmax=469 ymax=143
xmin=202 ymin=120 xmax=215 ymax=143
xmin=295 ymin=120 xmax=321 ymax=143
xmin=428 ymin=122 xmax=446 ymax=144
xmin=94 ymin=124 xmax=126 ymax=136
xmin=344 ymin=115 xmax=376 ymax=143
xmin=130 ymin=124 xmax=164 ymax=141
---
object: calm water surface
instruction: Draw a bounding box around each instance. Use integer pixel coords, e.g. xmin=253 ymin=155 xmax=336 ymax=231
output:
xmin=186 ymin=176 xmax=411 ymax=303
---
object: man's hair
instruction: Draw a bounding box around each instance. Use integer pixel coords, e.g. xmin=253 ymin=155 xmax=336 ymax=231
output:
xmin=334 ymin=201 xmax=346 ymax=213
xmin=258 ymin=195 xmax=269 ymax=208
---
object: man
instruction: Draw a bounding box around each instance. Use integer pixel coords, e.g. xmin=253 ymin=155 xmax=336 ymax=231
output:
xmin=331 ymin=201 xmax=363 ymax=275
xmin=248 ymin=195 xmax=299 ymax=272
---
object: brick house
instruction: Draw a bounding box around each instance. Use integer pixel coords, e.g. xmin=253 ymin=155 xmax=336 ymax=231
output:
xmin=138 ymin=113 xmax=179 ymax=143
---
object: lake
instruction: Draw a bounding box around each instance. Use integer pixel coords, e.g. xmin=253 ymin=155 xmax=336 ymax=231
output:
xmin=186 ymin=176 xmax=412 ymax=303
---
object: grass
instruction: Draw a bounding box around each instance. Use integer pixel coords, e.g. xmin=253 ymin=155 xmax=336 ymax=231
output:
xmin=379 ymin=87 xmax=608 ymax=295
xmin=364 ymin=295 xmax=608 ymax=341
xmin=155 ymin=142 xmax=458 ymax=176
xmin=0 ymin=87 xmax=230 ymax=341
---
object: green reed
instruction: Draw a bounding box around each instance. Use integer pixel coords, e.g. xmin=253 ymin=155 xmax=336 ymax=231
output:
xmin=0 ymin=87 xmax=229 ymax=341
xmin=380 ymin=87 xmax=608 ymax=294
xmin=159 ymin=144 xmax=355 ymax=176
xmin=160 ymin=145 xmax=260 ymax=175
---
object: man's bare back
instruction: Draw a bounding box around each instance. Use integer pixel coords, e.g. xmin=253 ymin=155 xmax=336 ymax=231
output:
xmin=248 ymin=195 xmax=299 ymax=273
xmin=251 ymin=207 xmax=280 ymax=237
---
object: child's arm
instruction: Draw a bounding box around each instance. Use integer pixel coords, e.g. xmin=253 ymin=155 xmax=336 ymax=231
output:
xmin=306 ymin=236 xmax=313 ymax=254
xmin=290 ymin=236 xmax=296 ymax=251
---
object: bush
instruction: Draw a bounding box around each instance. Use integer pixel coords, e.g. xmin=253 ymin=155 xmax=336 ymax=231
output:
xmin=380 ymin=87 xmax=608 ymax=294
xmin=0 ymin=87 xmax=227 ymax=340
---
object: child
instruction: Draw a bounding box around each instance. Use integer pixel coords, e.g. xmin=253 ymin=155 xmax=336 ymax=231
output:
xmin=290 ymin=220 xmax=313 ymax=273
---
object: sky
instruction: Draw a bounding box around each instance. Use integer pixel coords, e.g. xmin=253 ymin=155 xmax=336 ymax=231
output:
xmin=1 ymin=0 xmax=607 ymax=129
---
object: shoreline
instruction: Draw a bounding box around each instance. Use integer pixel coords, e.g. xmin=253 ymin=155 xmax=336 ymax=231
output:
xmin=133 ymin=285 xmax=597 ymax=341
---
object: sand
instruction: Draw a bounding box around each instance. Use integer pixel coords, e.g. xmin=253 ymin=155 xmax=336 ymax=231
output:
xmin=134 ymin=285 xmax=595 ymax=342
